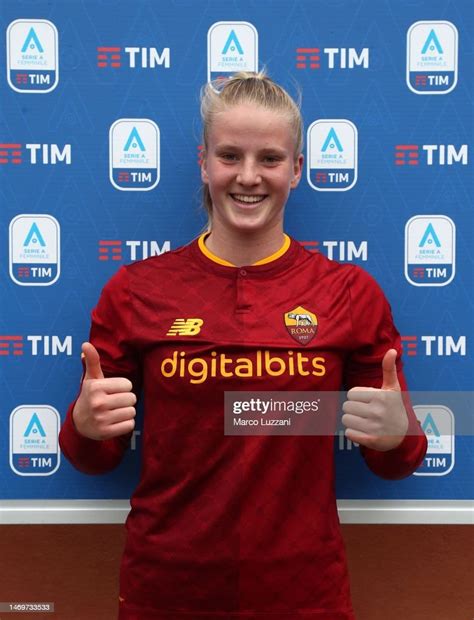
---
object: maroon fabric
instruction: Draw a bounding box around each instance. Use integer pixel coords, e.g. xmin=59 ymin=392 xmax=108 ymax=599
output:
xmin=59 ymin=237 xmax=427 ymax=618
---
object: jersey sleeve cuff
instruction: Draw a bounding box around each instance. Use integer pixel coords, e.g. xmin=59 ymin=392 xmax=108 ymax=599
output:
xmin=360 ymin=420 xmax=428 ymax=480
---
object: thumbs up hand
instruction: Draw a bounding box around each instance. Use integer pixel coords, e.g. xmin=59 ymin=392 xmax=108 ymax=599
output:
xmin=72 ymin=342 xmax=137 ymax=441
xmin=341 ymin=349 xmax=409 ymax=451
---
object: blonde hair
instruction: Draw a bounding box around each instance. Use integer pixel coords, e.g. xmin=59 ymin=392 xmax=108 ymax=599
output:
xmin=200 ymin=70 xmax=303 ymax=226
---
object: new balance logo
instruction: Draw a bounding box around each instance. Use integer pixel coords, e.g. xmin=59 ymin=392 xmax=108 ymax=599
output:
xmin=166 ymin=319 xmax=203 ymax=336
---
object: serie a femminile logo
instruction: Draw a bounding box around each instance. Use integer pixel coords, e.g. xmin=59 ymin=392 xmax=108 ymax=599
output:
xmin=407 ymin=21 xmax=458 ymax=95
xmin=306 ymin=120 xmax=358 ymax=191
xmin=6 ymin=19 xmax=59 ymax=93
xmin=413 ymin=406 xmax=455 ymax=476
xmin=109 ymin=119 xmax=160 ymax=191
xmin=9 ymin=214 xmax=60 ymax=285
xmin=207 ymin=22 xmax=258 ymax=85
xmin=405 ymin=215 xmax=455 ymax=286
xmin=10 ymin=406 xmax=61 ymax=476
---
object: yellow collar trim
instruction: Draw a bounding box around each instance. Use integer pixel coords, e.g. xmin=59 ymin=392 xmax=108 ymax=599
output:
xmin=198 ymin=233 xmax=291 ymax=267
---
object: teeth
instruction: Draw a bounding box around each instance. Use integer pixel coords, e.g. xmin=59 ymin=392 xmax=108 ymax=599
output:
xmin=232 ymin=194 xmax=266 ymax=204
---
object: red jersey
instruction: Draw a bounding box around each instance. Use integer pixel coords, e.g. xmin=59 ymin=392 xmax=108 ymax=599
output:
xmin=59 ymin=234 xmax=427 ymax=619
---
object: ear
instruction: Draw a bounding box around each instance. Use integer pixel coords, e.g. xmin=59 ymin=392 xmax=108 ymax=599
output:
xmin=290 ymin=154 xmax=304 ymax=189
xmin=201 ymin=150 xmax=209 ymax=184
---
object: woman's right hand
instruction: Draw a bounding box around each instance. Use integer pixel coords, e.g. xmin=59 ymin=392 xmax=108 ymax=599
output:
xmin=72 ymin=342 xmax=137 ymax=440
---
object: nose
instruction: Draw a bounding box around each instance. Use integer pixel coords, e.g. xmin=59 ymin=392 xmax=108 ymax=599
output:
xmin=236 ymin=158 xmax=261 ymax=186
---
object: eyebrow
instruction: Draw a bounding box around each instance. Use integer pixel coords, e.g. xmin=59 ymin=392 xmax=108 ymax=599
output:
xmin=214 ymin=144 xmax=288 ymax=156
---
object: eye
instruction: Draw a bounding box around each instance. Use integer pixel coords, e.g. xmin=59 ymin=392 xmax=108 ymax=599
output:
xmin=219 ymin=152 xmax=238 ymax=161
xmin=262 ymin=155 xmax=282 ymax=164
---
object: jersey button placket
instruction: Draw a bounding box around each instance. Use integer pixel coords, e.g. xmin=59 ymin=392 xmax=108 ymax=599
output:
xmin=236 ymin=269 xmax=251 ymax=314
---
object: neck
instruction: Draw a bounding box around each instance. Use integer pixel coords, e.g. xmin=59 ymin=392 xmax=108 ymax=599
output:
xmin=205 ymin=225 xmax=286 ymax=267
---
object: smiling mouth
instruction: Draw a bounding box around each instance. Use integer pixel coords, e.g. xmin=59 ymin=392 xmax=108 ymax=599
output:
xmin=230 ymin=193 xmax=268 ymax=205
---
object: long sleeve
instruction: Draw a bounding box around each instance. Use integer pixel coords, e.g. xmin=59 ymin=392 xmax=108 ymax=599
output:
xmin=343 ymin=266 xmax=427 ymax=480
xmin=59 ymin=266 xmax=142 ymax=475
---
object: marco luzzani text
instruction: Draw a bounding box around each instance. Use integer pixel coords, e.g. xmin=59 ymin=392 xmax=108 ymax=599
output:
xmin=225 ymin=391 xmax=345 ymax=436
xmin=232 ymin=397 xmax=321 ymax=427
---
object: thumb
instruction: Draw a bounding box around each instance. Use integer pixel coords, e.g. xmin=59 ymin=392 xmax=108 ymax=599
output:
xmin=381 ymin=348 xmax=401 ymax=391
xmin=81 ymin=342 xmax=104 ymax=380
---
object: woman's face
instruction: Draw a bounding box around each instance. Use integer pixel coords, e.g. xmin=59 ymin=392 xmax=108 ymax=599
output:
xmin=201 ymin=102 xmax=303 ymax=237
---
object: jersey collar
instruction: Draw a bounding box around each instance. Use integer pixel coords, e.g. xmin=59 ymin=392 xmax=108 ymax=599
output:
xmin=197 ymin=232 xmax=292 ymax=267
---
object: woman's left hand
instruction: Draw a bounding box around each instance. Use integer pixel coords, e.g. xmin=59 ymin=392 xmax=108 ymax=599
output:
xmin=341 ymin=349 xmax=409 ymax=451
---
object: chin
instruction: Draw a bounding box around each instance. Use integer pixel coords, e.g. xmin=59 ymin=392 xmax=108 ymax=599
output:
xmin=229 ymin=215 xmax=269 ymax=233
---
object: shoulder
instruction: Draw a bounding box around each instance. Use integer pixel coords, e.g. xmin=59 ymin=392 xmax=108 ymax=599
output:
xmin=96 ymin=240 xmax=194 ymax=300
xmin=344 ymin=262 xmax=385 ymax=294
xmin=344 ymin=264 xmax=393 ymax=324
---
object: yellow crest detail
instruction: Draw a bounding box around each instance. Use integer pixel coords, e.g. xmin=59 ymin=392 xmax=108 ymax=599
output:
xmin=284 ymin=306 xmax=318 ymax=345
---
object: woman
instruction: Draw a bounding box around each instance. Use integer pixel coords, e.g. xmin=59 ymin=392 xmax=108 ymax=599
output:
xmin=59 ymin=71 xmax=427 ymax=619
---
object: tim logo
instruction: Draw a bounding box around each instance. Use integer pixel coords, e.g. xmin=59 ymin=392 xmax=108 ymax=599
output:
xmin=166 ymin=319 xmax=203 ymax=336
xmin=395 ymin=144 xmax=467 ymax=166
xmin=0 ymin=143 xmax=22 ymax=164
xmin=407 ymin=21 xmax=458 ymax=94
xmin=9 ymin=215 xmax=60 ymax=286
xmin=0 ymin=336 xmax=23 ymax=356
xmin=109 ymin=119 xmax=160 ymax=191
xmin=98 ymin=240 xmax=170 ymax=261
xmin=300 ymin=240 xmax=368 ymax=262
xmin=401 ymin=335 xmax=466 ymax=357
xmin=207 ymin=22 xmax=258 ymax=84
xmin=0 ymin=143 xmax=71 ymax=165
xmin=296 ymin=47 xmax=369 ymax=70
xmin=96 ymin=46 xmax=170 ymax=69
xmin=413 ymin=406 xmax=454 ymax=476
xmin=405 ymin=216 xmax=455 ymax=286
xmin=97 ymin=46 xmax=121 ymax=68
xmin=7 ymin=19 xmax=59 ymax=93
xmin=10 ymin=406 xmax=60 ymax=476
xmin=0 ymin=335 xmax=72 ymax=356
xmin=307 ymin=120 xmax=357 ymax=191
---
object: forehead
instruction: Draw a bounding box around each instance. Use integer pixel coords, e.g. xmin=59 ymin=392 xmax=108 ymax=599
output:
xmin=208 ymin=103 xmax=295 ymax=149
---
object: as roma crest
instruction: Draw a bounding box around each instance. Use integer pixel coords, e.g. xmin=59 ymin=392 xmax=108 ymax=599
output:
xmin=284 ymin=306 xmax=318 ymax=345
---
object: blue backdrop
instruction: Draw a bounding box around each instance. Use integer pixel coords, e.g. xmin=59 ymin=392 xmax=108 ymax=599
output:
xmin=1 ymin=0 xmax=472 ymax=504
